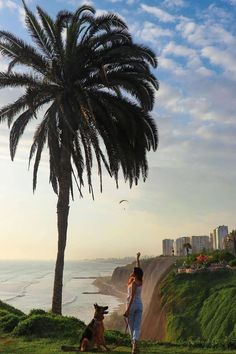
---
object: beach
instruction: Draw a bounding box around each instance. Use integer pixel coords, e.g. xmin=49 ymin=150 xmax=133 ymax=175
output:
xmin=0 ymin=260 xmax=126 ymax=324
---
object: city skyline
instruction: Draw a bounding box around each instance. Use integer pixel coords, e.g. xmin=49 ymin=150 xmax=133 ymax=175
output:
xmin=162 ymin=224 xmax=233 ymax=256
xmin=0 ymin=0 xmax=235 ymax=260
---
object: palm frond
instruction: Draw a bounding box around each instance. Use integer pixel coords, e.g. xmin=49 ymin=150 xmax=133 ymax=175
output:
xmin=0 ymin=32 xmax=48 ymax=74
xmin=29 ymin=116 xmax=48 ymax=191
xmin=22 ymin=0 xmax=53 ymax=57
xmin=10 ymin=109 xmax=35 ymax=160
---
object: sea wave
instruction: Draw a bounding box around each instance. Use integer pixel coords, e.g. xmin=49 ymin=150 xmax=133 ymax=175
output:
xmin=63 ymin=295 xmax=78 ymax=307
xmin=5 ymin=293 xmax=26 ymax=302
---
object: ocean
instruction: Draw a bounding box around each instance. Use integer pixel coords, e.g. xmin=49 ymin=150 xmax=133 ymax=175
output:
xmin=0 ymin=260 xmax=125 ymax=324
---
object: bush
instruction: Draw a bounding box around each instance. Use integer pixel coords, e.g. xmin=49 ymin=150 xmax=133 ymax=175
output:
xmin=211 ymin=250 xmax=235 ymax=263
xmin=0 ymin=300 xmax=24 ymax=316
xmin=13 ymin=313 xmax=85 ymax=338
xmin=229 ymin=259 xmax=236 ymax=267
xmin=0 ymin=309 xmax=11 ymax=318
xmin=29 ymin=309 xmax=47 ymax=316
xmin=0 ymin=313 xmax=22 ymax=332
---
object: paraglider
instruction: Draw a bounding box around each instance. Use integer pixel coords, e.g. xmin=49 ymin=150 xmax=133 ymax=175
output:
xmin=119 ymin=200 xmax=128 ymax=204
xmin=119 ymin=200 xmax=129 ymax=210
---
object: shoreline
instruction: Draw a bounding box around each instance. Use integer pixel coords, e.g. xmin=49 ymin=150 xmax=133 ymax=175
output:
xmin=93 ymin=276 xmax=126 ymax=300
xmin=93 ymin=276 xmax=127 ymax=331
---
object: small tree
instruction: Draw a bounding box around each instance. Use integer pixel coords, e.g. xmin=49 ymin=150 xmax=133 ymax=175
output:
xmin=183 ymin=243 xmax=192 ymax=256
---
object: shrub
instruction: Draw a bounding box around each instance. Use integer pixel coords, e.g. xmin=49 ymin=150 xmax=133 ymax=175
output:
xmin=0 ymin=300 xmax=24 ymax=316
xmin=229 ymin=259 xmax=236 ymax=267
xmin=0 ymin=309 xmax=11 ymax=318
xmin=0 ymin=313 xmax=22 ymax=332
xmin=13 ymin=313 xmax=85 ymax=338
xmin=29 ymin=309 xmax=47 ymax=316
xmin=211 ymin=250 xmax=235 ymax=263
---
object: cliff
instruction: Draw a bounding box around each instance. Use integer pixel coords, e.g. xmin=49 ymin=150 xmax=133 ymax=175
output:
xmin=109 ymin=256 xmax=176 ymax=340
xmin=108 ymin=257 xmax=236 ymax=343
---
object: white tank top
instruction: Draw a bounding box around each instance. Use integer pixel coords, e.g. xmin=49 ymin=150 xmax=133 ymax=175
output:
xmin=127 ymin=283 xmax=142 ymax=306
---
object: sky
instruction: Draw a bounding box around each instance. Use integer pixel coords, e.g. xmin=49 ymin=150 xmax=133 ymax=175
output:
xmin=0 ymin=0 xmax=235 ymax=260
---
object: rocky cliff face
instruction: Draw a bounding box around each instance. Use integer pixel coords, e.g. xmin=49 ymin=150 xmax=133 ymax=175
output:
xmin=110 ymin=256 xmax=175 ymax=340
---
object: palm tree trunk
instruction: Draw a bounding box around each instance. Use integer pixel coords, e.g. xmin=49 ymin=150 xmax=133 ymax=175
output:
xmin=52 ymin=143 xmax=71 ymax=314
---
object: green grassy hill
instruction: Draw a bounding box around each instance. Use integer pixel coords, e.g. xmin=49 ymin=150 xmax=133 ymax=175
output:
xmin=160 ymin=269 xmax=236 ymax=345
xmin=1 ymin=266 xmax=236 ymax=352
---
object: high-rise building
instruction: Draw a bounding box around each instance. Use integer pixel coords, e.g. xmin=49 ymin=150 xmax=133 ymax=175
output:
xmin=209 ymin=232 xmax=214 ymax=250
xmin=162 ymin=239 xmax=174 ymax=256
xmin=212 ymin=226 xmax=228 ymax=250
xmin=190 ymin=235 xmax=210 ymax=254
xmin=174 ymin=237 xmax=191 ymax=256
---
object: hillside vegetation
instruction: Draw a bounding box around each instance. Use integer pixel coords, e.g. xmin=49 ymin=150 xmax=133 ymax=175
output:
xmin=2 ymin=294 xmax=236 ymax=353
xmin=161 ymin=269 xmax=236 ymax=344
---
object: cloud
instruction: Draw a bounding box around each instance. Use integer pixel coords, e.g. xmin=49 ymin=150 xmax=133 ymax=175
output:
xmin=195 ymin=66 xmax=214 ymax=77
xmin=0 ymin=1 xmax=27 ymax=28
xmin=201 ymin=46 xmax=236 ymax=76
xmin=140 ymin=4 xmax=175 ymax=23
xmin=163 ymin=0 xmax=186 ymax=8
xmin=163 ymin=41 xmax=196 ymax=57
xmin=0 ymin=0 xmax=18 ymax=10
xmin=176 ymin=17 xmax=235 ymax=47
xmin=79 ymin=0 xmax=94 ymax=5
xmin=131 ymin=21 xmax=173 ymax=44
xmin=158 ymin=55 xmax=185 ymax=75
xmin=205 ymin=4 xmax=232 ymax=23
xmin=157 ymin=82 xmax=230 ymax=123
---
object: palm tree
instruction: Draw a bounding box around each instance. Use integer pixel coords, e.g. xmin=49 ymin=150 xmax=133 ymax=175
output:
xmin=0 ymin=2 xmax=158 ymax=314
xmin=183 ymin=243 xmax=192 ymax=256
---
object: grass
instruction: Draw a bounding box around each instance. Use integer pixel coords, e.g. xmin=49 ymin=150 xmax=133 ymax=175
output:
xmin=160 ymin=269 xmax=236 ymax=342
xmin=1 ymin=260 xmax=236 ymax=353
xmin=2 ymin=335 xmax=236 ymax=354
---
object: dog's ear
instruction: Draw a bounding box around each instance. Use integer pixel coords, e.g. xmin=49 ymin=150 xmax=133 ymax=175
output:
xmin=94 ymin=303 xmax=98 ymax=309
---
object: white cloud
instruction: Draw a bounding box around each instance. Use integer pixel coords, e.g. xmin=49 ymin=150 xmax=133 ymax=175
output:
xmin=80 ymin=0 xmax=94 ymax=5
xmin=132 ymin=21 xmax=173 ymax=44
xmin=196 ymin=66 xmax=214 ymax=77
xmin=157 ymin=82 xmax=227 ymax=122
xmin=140 ymin=4 xmax=175 ymax=23
xmin=0 ymin=0 xmax=17 ymax=10
xmin=206 ymin=4 xmax=232 ymax=22
xmin=163 ymin=41 xmax=196 ymax=57
xmin=158 ymin=56 xmax=185 ymax=75
xmin=201 ymin=46 xmax=236 ymax=76
xmin=177 ymin=18 xmax=235 ymax=48
xmin=18 ymin=5 xmax=26 ymax=27
xmin=163 ymin=0 xmax=186 ymax=8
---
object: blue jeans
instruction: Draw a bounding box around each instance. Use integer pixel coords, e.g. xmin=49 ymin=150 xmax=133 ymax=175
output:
xmin=128 ymin=304 xmax=143 ymax=343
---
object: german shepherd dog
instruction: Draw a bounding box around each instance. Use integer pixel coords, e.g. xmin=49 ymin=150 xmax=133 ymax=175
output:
xmin=80 ymin=303 xmax=109 ymax=352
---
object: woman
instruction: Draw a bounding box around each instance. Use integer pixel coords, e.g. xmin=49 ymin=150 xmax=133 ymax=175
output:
xmin=124 ymin=252 xmax=143 ymax=354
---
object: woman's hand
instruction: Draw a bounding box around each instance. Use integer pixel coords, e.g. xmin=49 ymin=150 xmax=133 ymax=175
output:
xmin=136 ymin=252 xmax=141 ymax=267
